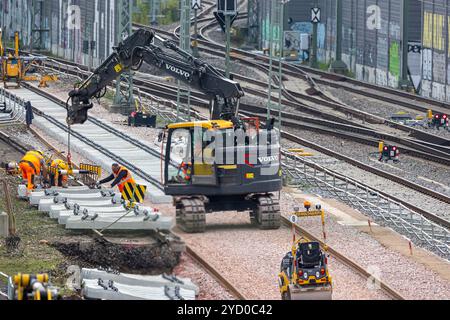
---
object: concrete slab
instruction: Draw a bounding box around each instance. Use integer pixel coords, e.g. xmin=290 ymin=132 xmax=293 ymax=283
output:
xmin=38 ymin=193 xmax=122 ymax=211
xmin=82 ymin=278 xmax=196 ymax=300
xmin=65 ymin=215 xmax=173 ymax=231
xmin=81 ymin=268 xmax=199 ymax=295
xmin=49 ymin=202 xmax=121 ymax=218
xmin=31 ymin=191 xmax=115 ymax=206
xmin=58 ymin=211 xmax=132 ymax=224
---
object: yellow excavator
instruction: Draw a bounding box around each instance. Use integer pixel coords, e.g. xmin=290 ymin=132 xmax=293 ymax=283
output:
xmin=278 ymin=202 xmax=332 ymax=300
xmin=66 ymin=28 xmax=282 ymax=233
xmin=0 ymin=30 xmax=56 ymax=88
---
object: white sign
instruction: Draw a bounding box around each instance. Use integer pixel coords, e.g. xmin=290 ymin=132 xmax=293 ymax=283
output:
xmin=192 ymin=0 xmax=201 ymax=10
xmin=311 ymin=7 xmax=321 ymax=23
xmin=289 ymin=215 xmax=298 ymax=224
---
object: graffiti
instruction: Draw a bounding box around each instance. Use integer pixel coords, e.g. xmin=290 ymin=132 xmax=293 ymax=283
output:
xmin=283 ymin=31 xmax=300 ymax=52
xmin=423 ymin=11 xmax=444 ymax=51
xmin=366 ymin=5 xmax=381 ymax=30
xmin=290 ymin=22 xmax=312 ymax=34
xmin=433 ymin=51 xmax=446 ymax=83
xmin=389 ymin=42 xmax=400 ymax=79
xmin=422 ymin=48 xmax=432 ymax=81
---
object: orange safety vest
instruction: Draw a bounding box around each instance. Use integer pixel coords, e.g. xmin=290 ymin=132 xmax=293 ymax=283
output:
xmin=19 ymin=153 xmax=42 ymax=175
xmin=50 ymin=159 xmax=68 ymax=170
xmin=113 ymin=166 xmax=135 ymax=191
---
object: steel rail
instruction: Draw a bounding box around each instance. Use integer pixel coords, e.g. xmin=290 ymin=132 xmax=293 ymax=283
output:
xmin=280 ymin=216 xmax=405 ymax=300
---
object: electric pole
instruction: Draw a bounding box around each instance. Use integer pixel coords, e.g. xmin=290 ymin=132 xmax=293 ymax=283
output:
xmin=310 ymin=2 xmax=319 ymax=68
xmin=113 ymin=0 xmax=134 ymax=114
xmin=176 ymin=0 xmax=192 ymax=121
xmin=330 ymin=0 xmax=347 ymax=73
xmin=225 ymin=14 xmax=231 ymax=78
xmin=192 ymin=0 xmax=201 ymax=58
xmin=399 ymin=0 xmax=412 ymax=90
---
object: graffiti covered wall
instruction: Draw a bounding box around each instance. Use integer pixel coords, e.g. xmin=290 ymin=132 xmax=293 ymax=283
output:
xmin=421 ymin=0 xmax=450 ymax=102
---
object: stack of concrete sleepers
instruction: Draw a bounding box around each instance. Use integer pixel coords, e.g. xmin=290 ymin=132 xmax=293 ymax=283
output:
xmin=20 ymin=185 xmax=173 ymax=231
xmin=81 ymin=268 xmax=198 ymax=300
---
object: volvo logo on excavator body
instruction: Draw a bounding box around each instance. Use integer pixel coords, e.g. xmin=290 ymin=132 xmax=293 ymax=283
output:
xmin=165 ymin=63 xmax=190 ymax=79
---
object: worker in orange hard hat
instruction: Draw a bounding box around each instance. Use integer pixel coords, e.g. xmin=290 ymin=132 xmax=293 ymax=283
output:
xmin=96 ymin=163 xmax=135 ymax=193
xmin=18 ymin=150 xmax=48 ymax=191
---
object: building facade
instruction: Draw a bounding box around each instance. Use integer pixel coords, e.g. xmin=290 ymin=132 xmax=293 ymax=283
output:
xmin=250 ymin=0 xmax=424 ymax=96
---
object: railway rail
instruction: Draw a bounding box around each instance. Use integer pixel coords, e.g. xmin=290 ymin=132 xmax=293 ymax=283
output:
xmin=39 ymin=58 xmax=450 ymax=165
xmin=0 ymin=82 xmax=410 ymax=300
xmin=0 ymin=128 xmax=247 ymax=300
xmin=31 ymin=56 xmax=450 ymax=223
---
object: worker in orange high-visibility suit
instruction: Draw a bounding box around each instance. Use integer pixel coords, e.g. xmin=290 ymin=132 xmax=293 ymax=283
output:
xmin=18 ymin=150 xmax=48 ymax=191
xmin=49 ymin=158 xmax=69 ymax=187
xmin=96 ymin=163 xmax=135 ymax=193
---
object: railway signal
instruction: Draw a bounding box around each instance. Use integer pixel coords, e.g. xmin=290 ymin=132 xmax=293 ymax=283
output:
xmin=378 ymin=141 xmax=399 ymax=163
xmin=214 ymin=0 xmax=238 ymax=78
xmin=428 ymin=110 xmax=449 ymax=131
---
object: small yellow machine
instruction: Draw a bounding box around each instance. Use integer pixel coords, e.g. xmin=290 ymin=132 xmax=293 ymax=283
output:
xmin=0 ymin=30 xmax=57 ymax=88
xmin=0 ymin=30 xmax=22 ymax=88
xmin=278 ymin=202 xmax=332 ymax=300
xmin=1 ymin=272 xmax=59 ymax=300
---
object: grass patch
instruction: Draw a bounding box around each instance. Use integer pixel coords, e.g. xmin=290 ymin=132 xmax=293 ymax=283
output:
xmin=0 ymin=176 xmax=69 ymax=290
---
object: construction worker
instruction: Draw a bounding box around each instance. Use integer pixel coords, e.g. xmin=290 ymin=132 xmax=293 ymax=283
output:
xmin=48 ymin=158 xmax=69 ymax=187
xmin=96 ymin=163 xmax=135 ymax=193
xmin=18 ymin=150 xmax=48 ymax=191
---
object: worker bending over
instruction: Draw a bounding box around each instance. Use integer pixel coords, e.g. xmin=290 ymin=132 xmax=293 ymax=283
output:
xmin=48 ymin=158 xmax=69 ymax=187
xmin=96 ymin=163 xmax=135 ymax=193
xmin=18 ymin=150 xmax=48 ymax=191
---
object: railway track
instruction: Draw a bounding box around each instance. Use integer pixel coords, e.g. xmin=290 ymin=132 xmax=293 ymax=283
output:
xmin=279 ymin=216 xmax=404 ymax=300
xmin=40 ymin=58 xmax=450 ymax=165
xmin=132 ymin=23 xmax=450 ymax=157
xmin=33 ymin=56 xmax=450 ymax=226
xmin=145 ymin=15 xmax=450 ymax=150
xmin=196 ymin=15 xmax=450 ymax=116
xmin=0 ymin=82 xmax=410 ymax=300
xmin=0 ymin=125 xmax=247 ymax=300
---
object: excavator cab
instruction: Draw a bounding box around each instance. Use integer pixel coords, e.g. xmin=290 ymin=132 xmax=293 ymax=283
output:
xmin=163 ymin=119 xmax=282 ymax=233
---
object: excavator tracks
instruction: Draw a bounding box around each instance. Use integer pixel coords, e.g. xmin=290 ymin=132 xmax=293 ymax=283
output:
xmin=176 ymin=197 xmax=206 ymax=233
xmin=251 ymin=194 xmax=281 ymax=230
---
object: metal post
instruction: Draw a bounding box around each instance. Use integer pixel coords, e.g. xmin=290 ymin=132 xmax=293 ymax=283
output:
xmin=114 ymin=0 xmax=134 ymax=114
xmin=277 ymin=1 xmax=284 ymax=131
xmin=225 ymin=14 xmax=231 ymax=78
xmin=310 ymin=1 xmax=318 ymax=68
xmin=399 ymin=0 xmax=412 ymax=90
xmin=330 ymin=0 xmax=347 ymax=73
xmin=266 ymin=0 xmax=275 ymax=121
xmin=176 ymin=0 xmax=191 ymax=121
xmin=192 ymin=8 xmax=200 ymax=58
xmin=88 ymin=23 xmax=93 ymax=72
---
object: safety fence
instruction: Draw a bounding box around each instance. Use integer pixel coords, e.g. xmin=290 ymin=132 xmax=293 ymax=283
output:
xmin=0 ymin=87 xmax=26 ymax=127
xmin=282 ymin=150 xmax=450 ymax=260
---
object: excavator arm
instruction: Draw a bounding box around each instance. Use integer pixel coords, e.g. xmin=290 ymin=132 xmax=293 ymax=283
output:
xmin=67 ymin=28 xmax=244 ymax=124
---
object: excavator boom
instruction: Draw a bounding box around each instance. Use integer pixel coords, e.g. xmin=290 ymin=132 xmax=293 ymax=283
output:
xmin=67 ymin=28 xmax=244 ymax=125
